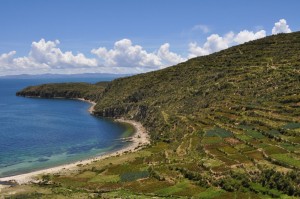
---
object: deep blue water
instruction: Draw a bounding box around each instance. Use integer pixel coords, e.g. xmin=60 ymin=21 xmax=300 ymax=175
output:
xmin=0 ymin=77 xmax=132 ymax=178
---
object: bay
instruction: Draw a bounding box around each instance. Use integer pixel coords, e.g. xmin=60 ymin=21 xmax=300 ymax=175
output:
xmin=0 ymin=77 xmax=132 ymax=177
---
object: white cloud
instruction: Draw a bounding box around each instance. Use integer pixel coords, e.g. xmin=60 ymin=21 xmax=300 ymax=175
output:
xmin=0 ymin=39 xmax=98 ymax=75
xmin=1 ymin=38 xmax=185 ymax=76
xmin=91 ymin=39 xmax=184 ymax=69
xmin=91 ymin=39 xmax=161 ymax=68
xmin=28 ymin=39 xmax=98 ymax=68
xmin=188 ymin=32 xmax=234 ymax=58
xmin=157 ymin=43 xmax=186 ymax=65
xmin=205 ymin=32 xmax=234 ymax=53
xmin=189 ymin=19 xmax=292 ymax=58
xmin=272 ymin=19 xmax=292 ymax=34
xmin=0 ymin=51 xmax=16 ymax=68
xmin=0 ymin=19 xmax=295 ymax=76
xmin=192 ymin=24 xmax=210 ymax=33
xmin=188 ymin=29 xmax=267 ymax=58
xmin=188 ymin=42 xmax=209 ymax=58
xmin=0 ymin=50 xmax=48 ymax=73
xmin=234 ymin=30 xmax=266 ymax=44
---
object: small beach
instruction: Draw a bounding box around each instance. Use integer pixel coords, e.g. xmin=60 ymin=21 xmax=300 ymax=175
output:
xmin=76 ymin=98 xmax=96 ymax=114
xmin=0 ymin=99 xmax=150 ymax=185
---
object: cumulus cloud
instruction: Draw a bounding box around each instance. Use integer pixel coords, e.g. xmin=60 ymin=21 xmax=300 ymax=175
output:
xmin=0 ymin=50 xmax=48 ymax=73
xmin=234 ymin=30 xmax=266 ymax=44
xmin=0 ymin=39 xmax=98 ymax=75
xmin=0 ymin=51 xmax=16 ymax=68
xmin=272 ymin=19 xmax=292 ymax=34
xmin=91 ymin=39 xmax=184 ymax=69
xmin=188 ymin=19 xmax=293 ymax=58
xmin=27 ymin=39 xmax=98 ymax=68
xmin=157 ymin=43 xmax=186 ymax=65
xmin=0 ymin=19 xmax=295 ymax=75
xmin=188 ymin=29 xmax=267 ymax=58
xmin=0 ymin=38 xmax=185 ymax=75
xmin=188 ymin=32 xmax=234 ymax=58
xmin=91 ymin=39 xmax=161 ymax=68
xmin=0 ymin=39 xmax=98 ymax=73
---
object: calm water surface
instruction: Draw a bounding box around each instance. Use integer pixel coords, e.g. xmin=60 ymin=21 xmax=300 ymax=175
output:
xmin=0 ymin=77 xmax=132 ymax=177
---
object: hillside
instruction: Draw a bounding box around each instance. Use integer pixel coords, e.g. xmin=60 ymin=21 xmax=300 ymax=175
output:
xmin=94 ymin=32 xmax=300 ymax=139
xmin=11 ymin=32 xmax=300 ymax=198
xmin=17 ymin=82 xmax=109 ymax=102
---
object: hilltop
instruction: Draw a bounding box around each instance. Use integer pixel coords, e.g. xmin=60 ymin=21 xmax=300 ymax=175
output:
xmin=12 ymin=32 xmax=300 ymax=198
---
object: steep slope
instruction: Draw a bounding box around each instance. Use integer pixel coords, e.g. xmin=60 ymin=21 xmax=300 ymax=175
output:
xmin=94 ymin=32 xmax=300 ymax=140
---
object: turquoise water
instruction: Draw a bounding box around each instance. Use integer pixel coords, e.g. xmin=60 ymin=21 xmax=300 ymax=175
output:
xmin=0 ymin=77 xmax=131 ymax=178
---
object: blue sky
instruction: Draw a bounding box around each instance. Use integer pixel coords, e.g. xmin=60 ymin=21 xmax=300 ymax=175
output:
xmin=0 ymin=0 xmax=299 ymax=75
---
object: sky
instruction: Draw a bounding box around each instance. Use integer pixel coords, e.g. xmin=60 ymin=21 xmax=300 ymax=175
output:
xmin=0 ymin=0 xmax=299 ymax=76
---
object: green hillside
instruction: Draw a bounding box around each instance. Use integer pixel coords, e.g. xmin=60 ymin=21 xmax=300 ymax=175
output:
xmin=94 ymin=32 xmax=300 ymax=140
xmin=10 ymin=32 xmax=300 ymax=198
xmin=16 ymin=82 xmax=109 ymax=102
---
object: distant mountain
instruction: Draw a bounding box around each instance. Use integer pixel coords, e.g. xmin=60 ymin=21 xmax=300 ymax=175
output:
xmin=0 ymin=73 xmax=132 ymax=79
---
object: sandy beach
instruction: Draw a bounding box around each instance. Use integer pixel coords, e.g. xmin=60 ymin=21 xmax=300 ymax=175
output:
xmin=0 ymin=100 xmax=150 ymax=185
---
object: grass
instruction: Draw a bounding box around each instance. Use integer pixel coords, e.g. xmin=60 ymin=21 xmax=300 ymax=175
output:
xmin=205 ymin=128 xmax=233 ymax=138
xmin=195 ymin=187 xmax=225 ymax=199
xmin=245 ymin=130 xmax=265 ymax=139
xmin=270 ymin=154 xmax=300 ymax=169
xmin=244 ymin=150 xmax=265 ymax=160
xmin=264 ymin=145 xmax=288 ymax=155
xmin=155 ymin=180 xmax=190 ymax=196
xmin=219 ymin=146 xmax=238 ymax=154
xmin=89 ymin=174 xmax=120 ymax=183
xmin=202 ymin=136 xmax=223 ymax=144
xmin=120 ymin=170 xmax=149 ymax=182
xmin=280 ymin=143 xmax=300 ymax=152
xmin=202 ymin=158 xmax=224 ymax=168
xmin=235 ymin=144 xmax=254 ymax=152
xmin=235 ymin=134 xmax=253 ymax=141
xmin=216 ymin=156 xmax=238 ymax=166
xmin=75 ymin=171 xmax=97 ymax=179
xmin=228 ymin=154 xmax=251 ymax=163
xmin=282 ymin=122 xmax=300 ymax=130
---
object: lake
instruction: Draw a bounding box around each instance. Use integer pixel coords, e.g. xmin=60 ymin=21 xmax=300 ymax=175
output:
xmin=0 ymin=77 xmax=132 ymax=178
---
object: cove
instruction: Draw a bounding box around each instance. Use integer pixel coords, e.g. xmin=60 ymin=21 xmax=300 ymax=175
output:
xmin=0 ymin=78 xmax=133 ymax=178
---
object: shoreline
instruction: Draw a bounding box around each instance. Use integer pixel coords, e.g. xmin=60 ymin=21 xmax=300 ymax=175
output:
xmin=76 ymin=98 xmax=96 ymax=113
xmin=0 ymin=99 xmax=150 ymax=185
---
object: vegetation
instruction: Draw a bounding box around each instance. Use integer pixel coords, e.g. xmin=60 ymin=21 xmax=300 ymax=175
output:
xmin=5 ymin=32 xmax=300 ymax=198
xmin=16 ymin=82 xmax=109 ymax=102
